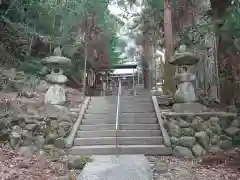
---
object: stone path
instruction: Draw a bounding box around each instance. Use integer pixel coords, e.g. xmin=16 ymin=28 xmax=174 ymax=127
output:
xmin=77 ymin=155 xmax=152 ymax=180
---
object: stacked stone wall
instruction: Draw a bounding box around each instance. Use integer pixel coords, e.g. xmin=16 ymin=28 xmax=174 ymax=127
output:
xmin=0 ymin=102 xmax=77 ymax=151
xmin=164 ymin=115 xmax=239 ymax=158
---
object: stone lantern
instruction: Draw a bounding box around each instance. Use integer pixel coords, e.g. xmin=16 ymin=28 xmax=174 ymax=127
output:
xmin=42 ymin=56 xmax=71 ymax=106
xmin=170 ymin=46 xmax=206 ymax=113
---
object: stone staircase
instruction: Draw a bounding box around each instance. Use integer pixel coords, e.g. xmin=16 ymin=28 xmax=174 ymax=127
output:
xmin=70 ymin=88 xmax=171 ymax=155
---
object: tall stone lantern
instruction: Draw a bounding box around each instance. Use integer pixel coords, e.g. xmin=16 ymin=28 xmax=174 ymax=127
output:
xmin=42 ymin=56 xmax=71 ymax=106
xmin=170 ymin=46 xmax=206 ymax=113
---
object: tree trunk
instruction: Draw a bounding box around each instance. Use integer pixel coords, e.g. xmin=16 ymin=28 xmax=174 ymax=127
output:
xmin=210 ymin=0 xmax=233 ymax=105
xmin=163 ymin=0 xmax=176 ymax=95
xmin=142 ymin=41 xmax=153 ymax=89
xmin=143 ymin=69 xmax=149 ymax=89
xmin=147 ymin=42 xmax=154 ymax=89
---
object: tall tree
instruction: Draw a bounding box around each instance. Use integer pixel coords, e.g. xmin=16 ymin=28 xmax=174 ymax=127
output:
xmin=0 ymin=0 xmax=125 ymax=75
xmin=163 ymin=0 xmax=175 ymax=94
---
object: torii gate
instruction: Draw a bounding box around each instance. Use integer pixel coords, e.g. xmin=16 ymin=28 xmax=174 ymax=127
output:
xmin=110 ymin=64 xmax=138 ymax=96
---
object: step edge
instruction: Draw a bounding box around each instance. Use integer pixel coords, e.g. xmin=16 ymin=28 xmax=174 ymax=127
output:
xmin=71 ymin=144 xmax=169 ymax=149
xmin=74 ymin=136 xmax=163 ymax=139
xmin=77 ymin=130 xmax=161 ymax=132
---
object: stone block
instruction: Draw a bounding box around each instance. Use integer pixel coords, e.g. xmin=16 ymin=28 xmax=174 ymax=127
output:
xmin=192 ymin=144 xmax=205 ymax=157
xmin=224 ymin=127 xmax=240 ymax=137
xmin=179 ymin=136 xmax=196 ymax=148
xmin=170 ymin=137 xmax=179 ymax=145
xmin=195 ymin=131 xmax=210 ymax=149
xmin=172 ymin=146 xmax=193 ymax=159
xmin=219 ymin=140 xmax=232 ymax=150
xmin=182 ymin=127 xmax=195 ymax=136
xmin=191 ymin=117 xmax=205 ymax=132
xmin=168 ymin=122 xmax=181 ymax=137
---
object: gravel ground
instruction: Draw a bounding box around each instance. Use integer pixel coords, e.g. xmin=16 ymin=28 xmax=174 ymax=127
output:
xmin=146 ymin=155 xmax=240 ymax=180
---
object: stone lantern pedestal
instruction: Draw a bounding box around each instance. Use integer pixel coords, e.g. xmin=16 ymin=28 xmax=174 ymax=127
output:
xmin=42 ymin=56 xmax=71 ymax=106
xmin=170 ymin=51 xmax=207 ymax=113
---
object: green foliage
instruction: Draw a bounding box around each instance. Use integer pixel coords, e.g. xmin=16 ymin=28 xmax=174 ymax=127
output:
xmin=123 ymin=0 xmax=240 ymax=52
xmin=18 ymin=57 xmax=49 ymax=77
xmin=147 ymin=0 xmax=164 ymax=11
xmin=118 ymin=0 xmax=165 ymax=67
xmin=1 ymin=0 xmax=125 ymax=75
xmin=220 ymin=5 xmax=240 ymax=38
xmin=178 ymin=2 xmax=240 ymax=50
xmin=108 ymin=37 xmax=125 ymax=65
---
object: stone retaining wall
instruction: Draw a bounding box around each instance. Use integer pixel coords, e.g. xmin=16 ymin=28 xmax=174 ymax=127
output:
xmin=0 ymin=101 xmax=78 ymax=151
xmin=164 ymin=114 xmax=239 ymax=158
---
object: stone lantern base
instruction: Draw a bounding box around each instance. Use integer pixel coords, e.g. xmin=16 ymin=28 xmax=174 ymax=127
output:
xmin=172 ymin=102 xmax=207 ymax=113
xmin=44 ymin=84 xmax=66 ymax=105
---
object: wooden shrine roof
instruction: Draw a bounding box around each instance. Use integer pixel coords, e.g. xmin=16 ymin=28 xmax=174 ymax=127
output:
xmin=111 ymin=64 xmax=137 ymax=69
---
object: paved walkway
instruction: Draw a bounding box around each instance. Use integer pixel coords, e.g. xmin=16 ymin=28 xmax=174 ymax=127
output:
xmin=77 ymin=155 xmax=152 ymax=180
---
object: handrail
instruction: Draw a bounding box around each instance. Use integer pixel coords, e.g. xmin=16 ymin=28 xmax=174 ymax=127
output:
xmin=115 ymin=78 xmax=121 ymax=156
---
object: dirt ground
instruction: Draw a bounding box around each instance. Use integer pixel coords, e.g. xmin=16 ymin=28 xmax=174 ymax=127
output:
xmin=147 ymin=149 xmax=240 ymax=180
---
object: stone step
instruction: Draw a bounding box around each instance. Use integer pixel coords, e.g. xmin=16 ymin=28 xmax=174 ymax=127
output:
xmin=77 ymin=130 xmax=161 ymax=137
xmin=86 ymin=108 xmax=155 ymax=113
xmin=135 ymin=89 xmax=149 ymax=92
xmin=90 ymin=96 xmax=151 ymax=100
xmin=70 ymin=145 xmax=172 ymax=155
xmin=89 ymin=100 xmax=152 ymax=104
xmin=74 ymin=136 xmax=163 ymax=146
xmin=88 ymin=103 xmax=153 ymax=108
xmin=84 ymin=113 xmax=156 ymax=119
xmin=82 ymin=118 xmax=157 ymax=125
xmin=87 ymin=103 xmax=154 ymax=109
xmin=87 ymin=104 xmax=154 ymax=112
xmin=89 ymin=102 xmax=153 ymax=106
xmin=89 ymin=99 xmax=152 ymax=103
xmin=79 ymin=124 xmax=160 ymax=131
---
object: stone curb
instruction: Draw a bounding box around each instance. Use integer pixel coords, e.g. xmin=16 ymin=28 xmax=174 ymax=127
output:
xmin=65 ymin=96 xmax=91 ymax=148
xmin=162 ymin=111 xmax=237 ymax=118
xmin=152 ymin=96 xmax=172 ymax=147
